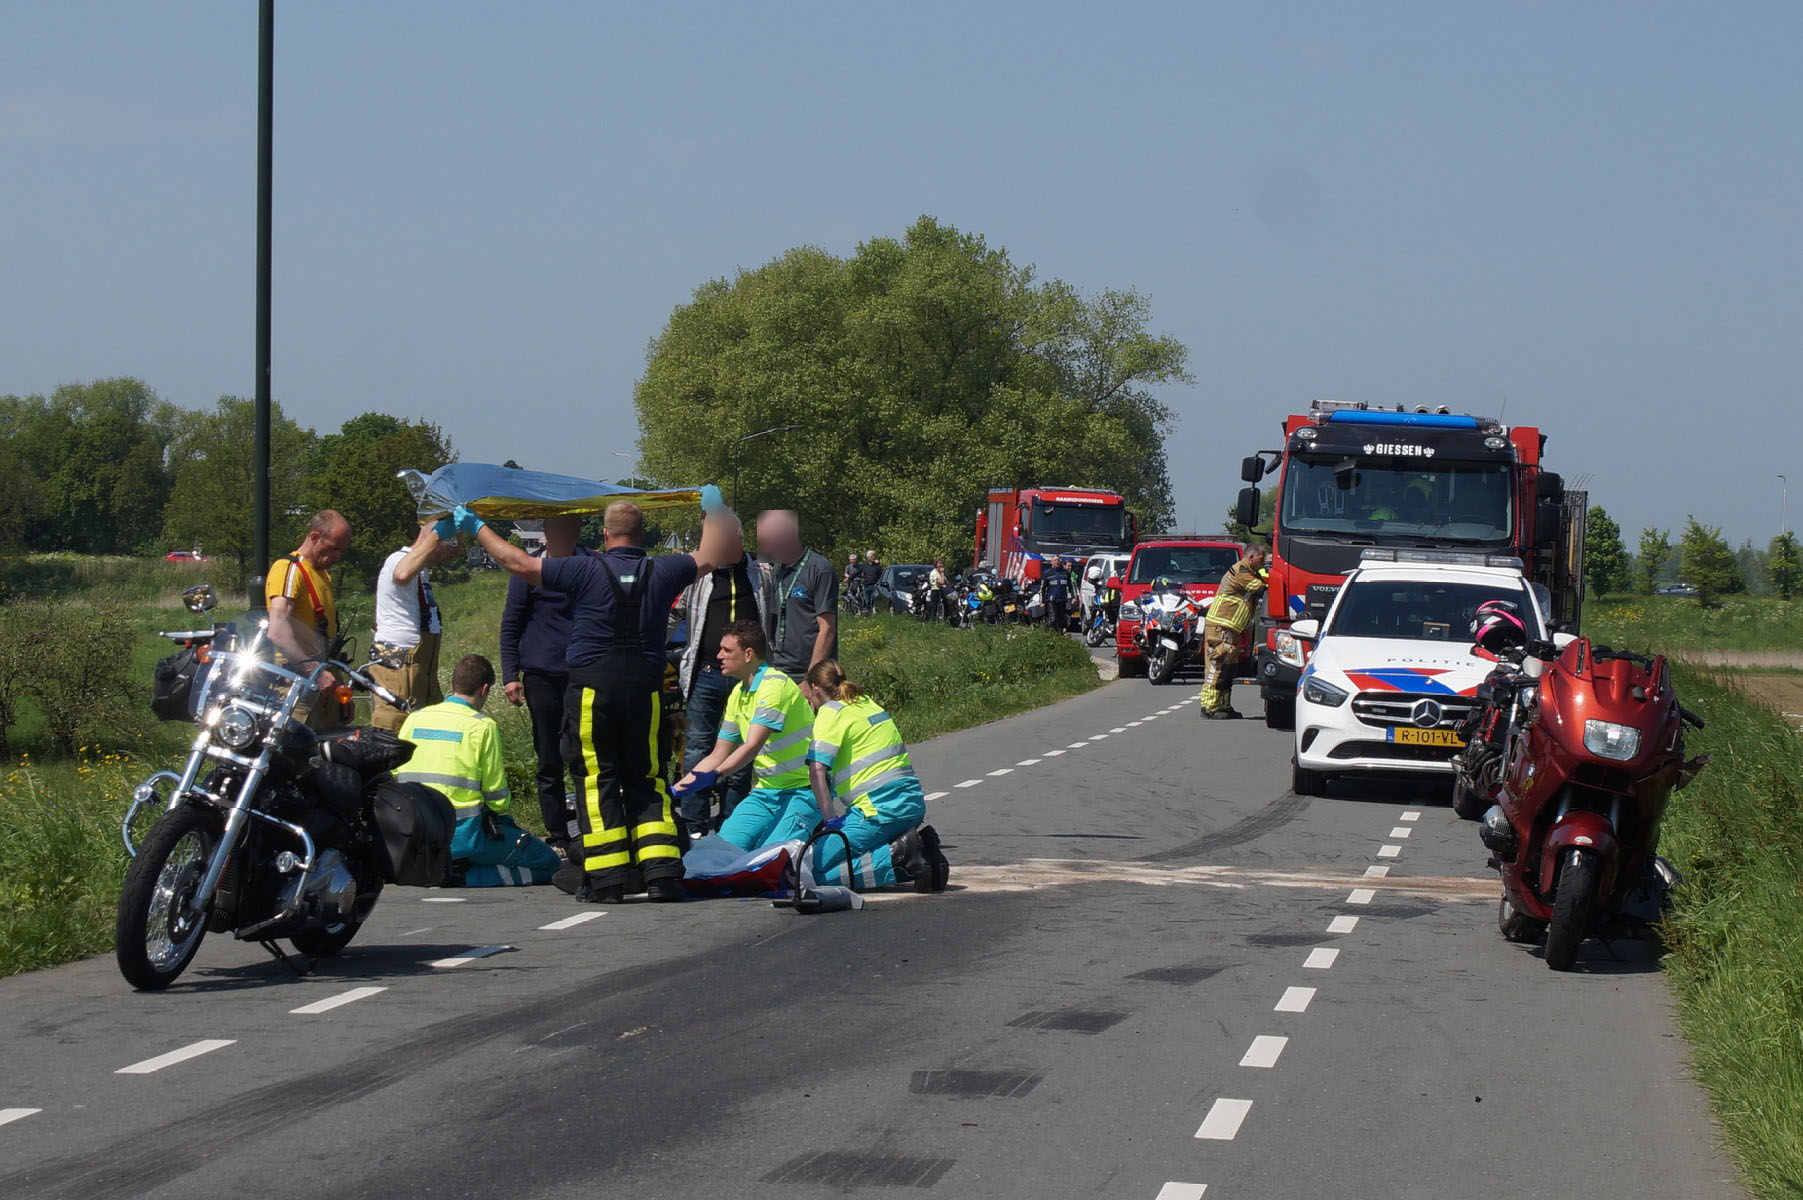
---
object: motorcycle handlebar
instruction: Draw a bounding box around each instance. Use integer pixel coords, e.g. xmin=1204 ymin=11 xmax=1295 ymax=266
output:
xmin=314 ymin=659 xmax=413 ymax=713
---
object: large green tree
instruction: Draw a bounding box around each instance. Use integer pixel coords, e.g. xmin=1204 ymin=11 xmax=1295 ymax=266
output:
xmin=1770 ymin=531 xmax=1800 ymax=601
xmin=634 ymin=217 xmax=1189 ymax=565
xmin=1678 ymin=516 xmax=1740 ymax=606
xmin=163 ymin=397 xmax=317 ymax=585
xmin=1635 ymin=527 xmax=1672 ymax=594
xmin=1584 ymin=505 xmax=1629 ymax=597
xmin=304 ymin=413 xmax=454 ymax=578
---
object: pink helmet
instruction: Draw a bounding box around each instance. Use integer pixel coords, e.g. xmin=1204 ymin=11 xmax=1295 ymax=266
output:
xmin=1472 ymin=599 xmax=1526 ymax=654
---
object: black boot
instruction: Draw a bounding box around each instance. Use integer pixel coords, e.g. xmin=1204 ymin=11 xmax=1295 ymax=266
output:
xmin=916 ymin=824 xmax=950 ymax=893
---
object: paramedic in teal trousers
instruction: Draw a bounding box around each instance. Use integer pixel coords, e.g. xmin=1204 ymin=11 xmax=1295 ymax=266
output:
xmin=798 ymin=659 xmax=949 ymax=892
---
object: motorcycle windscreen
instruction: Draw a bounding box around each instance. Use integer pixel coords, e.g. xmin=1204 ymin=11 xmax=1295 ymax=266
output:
xmin=400 ymin=462 xmax=703 ymax=520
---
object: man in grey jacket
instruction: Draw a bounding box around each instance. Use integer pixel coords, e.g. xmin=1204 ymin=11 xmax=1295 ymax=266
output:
xmin=668 ymin=554 xmax=764 ymax=836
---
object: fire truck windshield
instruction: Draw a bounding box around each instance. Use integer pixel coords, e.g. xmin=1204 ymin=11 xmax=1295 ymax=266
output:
xmin=1280 ymin=457 xmax=1513 ymax=545
xmin=1030 ymin=500 xmax=1126 ymax=546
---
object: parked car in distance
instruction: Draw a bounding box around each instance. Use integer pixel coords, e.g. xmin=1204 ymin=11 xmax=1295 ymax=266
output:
xmin=163 ymin=550 xmax=207 ymax=563
xmin=1079 ymin=552 xmax=1131 ymax=619
xmin=1653 ymin=582 xmax=1700 ymax=597
xmin=874 ymin=564 xmax=932 ymax=614
xmin=1289 ymin=551 xmax=1559 ymax=797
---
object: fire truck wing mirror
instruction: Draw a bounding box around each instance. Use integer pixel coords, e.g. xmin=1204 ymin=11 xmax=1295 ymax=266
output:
xmin=1537 ymin=472 xmax=1565 ymax=503
xmin=1240 ymin=455 xmax=1265 ymax=484
xmin=1536 ymin=500 xmax=1563 ymax=545
xmin=1235 ymin=487 xmax=1261 ymax=530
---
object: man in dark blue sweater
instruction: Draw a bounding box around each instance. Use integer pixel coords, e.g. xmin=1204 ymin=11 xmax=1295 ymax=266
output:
xmin=500 ymin=515 xmax=593 ymax=851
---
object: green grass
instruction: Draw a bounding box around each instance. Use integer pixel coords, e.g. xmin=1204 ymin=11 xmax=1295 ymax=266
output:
xmin=0 ymin=565 xmax=1099 ymax=977
xmin=1587 ymin=594 xmax=1803 ymax=656
xmin=1655 ymin=664 xmax=1803 ymax=1198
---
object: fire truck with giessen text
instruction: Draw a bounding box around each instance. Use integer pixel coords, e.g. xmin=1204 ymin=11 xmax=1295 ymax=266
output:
xmin=974 ymin=486 xmax=1137 ymax=587
xmin=1234 ymin=401 xmax=1586 ymax=730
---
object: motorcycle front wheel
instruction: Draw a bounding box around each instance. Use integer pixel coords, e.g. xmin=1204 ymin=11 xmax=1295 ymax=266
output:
xmin=1148 ymin=646 xmax=1177 ymax=685
xmin=115 ymin=805 xmax=219 ymax=990
xmin=1450 ymin=778 xmax=1489 ymax=821
xmin=1544 ymin=848 xmax=1600 ymax=970
xmin=1085 ymin=621 xmax=1106 ymax=647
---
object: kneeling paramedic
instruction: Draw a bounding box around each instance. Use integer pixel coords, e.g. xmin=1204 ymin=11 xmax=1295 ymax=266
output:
xmin=674 ymin=620 xmax=819 ymax=854
xmin=800 ymin=659 xmax=948 ymax=892
xmin=1200 ymin=543 xmax=1268 ymax=719
xmin=397 ymin=654 xmax=561 ymax=886
xmin=451 ymin=490 xmax=743 ymax=903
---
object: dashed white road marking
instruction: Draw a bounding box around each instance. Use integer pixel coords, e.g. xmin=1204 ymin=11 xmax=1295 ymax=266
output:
xmin=1126 ymin=721 xmax=1143 ymax=727
xmin=955 ymin=779 xmax=982 ymax=789
xmin=1016 ymin=758 xmax=1041 ymax=767
xmin=421 ymin=896 xmax=467 ymax=903
xmin=1239 ymin=1035 xmax=1288 ymax=1069
xmin=0 ymin=1108 xmax=42 ymax=1127
xmin=1067 ymin=741 xmax=1090 ymax=749
xmin=1327 ymin=915 xmax=1359 ymax=935
xmin=1303 ymin=947 xmax=1340 ymax=970
xmin=1377 ymin=844 xmax=1401 ymax=858
xmin=1389 ymin=826 xmax=1412 ymax=839
xmin=1089 ymin=734 xmax=1110 ymax=741
xmin=925 ymin=791 xmax=949 ymax=801
xmin=1195 ymin=1097 xmax=1253 ymax=1140
xmin=1364 ymin=864 xmax=1391 ymax=879
xmin=1156 ymin=1183 xmax=1208 ymax=1199
xmin=290 ymin=986 xmax=387 ymax=1015
xmin=429 ymin=945 xmax=508 ymax=969
xmin=1110 ymin=726 xmax=1127 ymax=733
xmin=117 ymin=1039 xmax=236 ymax=1075
xmin=1142 ymin=714 xmax=1162 ymax=721
xmin=988 ymin=768 xmax=1014 ymax=777
xmin=1043 ymin=750 xmax=1066 ymax=758
xmin=1275 ymin=986 xmax=1316 ymax=1013
xmin=1346 ymin=888 xmax=1376 ymax=905
xmin=1400 ymin=810 xmax=1421 ymax=822
xmin=539 ymin=911 xmax=606 ymax=931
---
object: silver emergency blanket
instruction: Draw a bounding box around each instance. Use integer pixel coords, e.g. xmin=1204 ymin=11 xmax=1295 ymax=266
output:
xmin=401 ymin=462 xmax=702 ymax=521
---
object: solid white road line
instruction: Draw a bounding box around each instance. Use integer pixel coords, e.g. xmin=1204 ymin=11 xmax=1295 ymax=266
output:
xmin=290 ymin=986 xmax=387 ymax=1015
xmin=1377 ymin=844 xmax=1401 ymax=858
xmin=1327 ymin=915 xmax=1359 ymax=935
xmin=1303 ymin=947 xmax=1340 ymax=970
xmin=1401 ymin=810 xmax=1421 ymax=821
xmin=955 ymin=779 xmax=982 ymax=789
xmin=539 ymin=912 xmax=606 ymax=931
xmin=1239 ymin=1035 xmax=1288 ymax=1069
xmin=420 ymin=896 xmax=467 ymax=903
xmin=988 ymin=768 xmax=1014 ymax=777
xmin=1156 ymin=1184 xmax=1207 ymax=1199
xmin=0 ymin=1108 xmax=42 ymax=1127
xmin=1389 ymin=826 xmax=1412 ymax=839
xmin=925 ymin=791 xmax=949 ymax=801
xmin=429 ymin=945 xmax=508 ymax=969
xmin=116 ymin=1039 xmax=236 ymax=1075
xmin=1194 ymin=1098 xmax=1253 ymax=1140
xmin=1016 ymin=758 xmax=1041 ymax=767
xmin=1275 ymin=986 xmax=1316 ymax=1013
xmin=1346 ymin=888 xmax=1376 ymax=905
xmin=1364 ymin=864 xmax=1390 ymax=878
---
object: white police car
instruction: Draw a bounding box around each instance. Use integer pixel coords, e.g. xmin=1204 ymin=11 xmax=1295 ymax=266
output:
xmin=1285 ymin=551 xmax=1551 ymax=796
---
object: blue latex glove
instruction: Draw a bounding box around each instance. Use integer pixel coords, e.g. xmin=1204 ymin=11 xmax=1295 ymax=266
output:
xmin=699 ymin=484 xmax=725 ymax=514
xmin=453 ymin=505 xmax=485 ymax=537
xmin=673 ymin=769 xmax=718 ymax=798
xmin=822 ymin=816 xmax=845 ymax=832
xmin=433 ymin=517 xmax=458 ymax=543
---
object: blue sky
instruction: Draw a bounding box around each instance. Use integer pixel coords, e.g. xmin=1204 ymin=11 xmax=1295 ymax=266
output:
xmin=3 ymin=2 xmax=1798 ymax=545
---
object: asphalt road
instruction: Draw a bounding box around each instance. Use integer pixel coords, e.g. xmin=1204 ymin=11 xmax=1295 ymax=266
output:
xmin=0 ymin=672 xmax=1743 ymax=1199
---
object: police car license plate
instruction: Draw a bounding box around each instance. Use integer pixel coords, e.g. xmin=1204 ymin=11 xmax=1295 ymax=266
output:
xmin=1389 ymin=727 xmax=1463 ymax=747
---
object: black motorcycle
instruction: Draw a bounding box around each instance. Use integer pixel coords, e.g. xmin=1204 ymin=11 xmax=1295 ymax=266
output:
xmin=117 ymin=585 xmax=455 ymax=990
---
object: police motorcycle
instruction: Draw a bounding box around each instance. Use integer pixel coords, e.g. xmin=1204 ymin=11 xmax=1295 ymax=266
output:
xmin=117 ymin=584 xmax=456 ymax=990
xmin=1136 ymin=576 xmax=1204 ymax=685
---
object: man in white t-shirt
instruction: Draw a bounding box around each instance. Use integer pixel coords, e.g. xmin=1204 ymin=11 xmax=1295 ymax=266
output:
xmin=368 ymin=522 xmax=461 ymax=732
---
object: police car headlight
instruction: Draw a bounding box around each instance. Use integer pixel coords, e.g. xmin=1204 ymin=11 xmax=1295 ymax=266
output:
xmin=1274 ymin=630 xmax=1306 ymax=668
xmin=215 ymin=704 xmax=260 ymax=751
xmin=1120 ymin=601 xmax=1142 ymax=620
xmin=1302 ymin=676 xmax=1349 ymax=708
xmin=1583 ymin=720 xmax=1642 ymax=761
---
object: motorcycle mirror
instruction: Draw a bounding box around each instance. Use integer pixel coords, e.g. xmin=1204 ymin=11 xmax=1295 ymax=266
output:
xmin=1105 ymin=577 xmax=1122 ymax=590
xmin=1290 ymin=618 xmax=1320 ymax=640
xmin=183 ymin=583 xmax=219 ymax=614
xmin=1551 ymin=632 xmax=1577 ymax=651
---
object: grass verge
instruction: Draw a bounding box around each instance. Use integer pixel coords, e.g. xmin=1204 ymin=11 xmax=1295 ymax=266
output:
xmin=1587 ymin=594 xmax=1803 ymax=656
xmin=1656 ymin=663 xmax=1803 ymax=1198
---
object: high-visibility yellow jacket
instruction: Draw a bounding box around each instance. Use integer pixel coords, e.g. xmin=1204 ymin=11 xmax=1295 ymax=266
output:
xmin=1206 ymin=562 xmax=1269 ymax=635
xmin=397 ymin=698 xmax=510 ymax=817
xmin=808 ymin=696 xmax=920 ymax=818
xmin=719 ymin=664 xmax=813 ymax=789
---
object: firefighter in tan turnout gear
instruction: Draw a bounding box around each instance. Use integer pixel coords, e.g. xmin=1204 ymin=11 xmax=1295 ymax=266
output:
xmin=1199 ymin=543 xmax=1268 ymax=719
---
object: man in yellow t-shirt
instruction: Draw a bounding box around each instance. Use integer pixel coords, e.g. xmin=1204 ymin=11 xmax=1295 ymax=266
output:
xmin=266 ymin=510 xmax=351 ymax=725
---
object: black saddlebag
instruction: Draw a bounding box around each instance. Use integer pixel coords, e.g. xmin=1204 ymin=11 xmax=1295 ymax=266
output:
xmin=369 ymin=779 xmax=457 ymax=887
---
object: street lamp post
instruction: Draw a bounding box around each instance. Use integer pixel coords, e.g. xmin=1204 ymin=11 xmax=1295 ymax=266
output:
xmin=730 ymin=424 xmax=802 ymax=510
xmin=1781 ymin=474 xmax=1789 ymax=539
xmin=250 ymin=0 xmax=274 ymax=608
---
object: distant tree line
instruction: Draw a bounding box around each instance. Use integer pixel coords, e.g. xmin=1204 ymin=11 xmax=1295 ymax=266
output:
xmin=0 ymin=378 xmax=452 ymax=583
xmin=1584 ymin=504 xmax=1799 ymax=605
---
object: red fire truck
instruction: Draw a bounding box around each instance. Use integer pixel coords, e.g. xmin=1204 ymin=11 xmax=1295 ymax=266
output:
xmin=974 ymin=486 xmax=1137 ymax=586
xmin=1235 ymin=401 xmax=1586 ymax=729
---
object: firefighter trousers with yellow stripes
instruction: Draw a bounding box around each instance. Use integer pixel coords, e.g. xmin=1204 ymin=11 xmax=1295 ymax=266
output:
xmin=561 ymin=659 xmax=684 ymax=889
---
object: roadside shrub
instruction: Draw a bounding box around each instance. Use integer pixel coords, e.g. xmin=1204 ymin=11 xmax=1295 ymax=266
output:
xmin=29 ymin=599 xmax=139 ymax=756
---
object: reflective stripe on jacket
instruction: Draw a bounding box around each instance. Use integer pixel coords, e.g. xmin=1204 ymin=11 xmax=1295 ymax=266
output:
xmin=396 ymin=698 xmax=511 ymax=816
xmin=807 ymin=696 xmax=919 ymax=818
xmin=1205 ymin=561 xmax=1269 ymax=635
xmin=718 ymin=663 xmax=813 ymax=788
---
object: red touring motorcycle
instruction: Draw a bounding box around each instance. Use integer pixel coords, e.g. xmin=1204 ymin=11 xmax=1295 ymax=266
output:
xmin=1478 ymin=636 xmax=1708 ymax=970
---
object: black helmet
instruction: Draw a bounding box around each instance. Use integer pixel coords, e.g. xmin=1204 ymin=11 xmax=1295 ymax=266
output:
xmin=1472 ymin=600 xmax=1527 ymax=654
xmin=1152 ymin=575 xmax=1179 ymax=592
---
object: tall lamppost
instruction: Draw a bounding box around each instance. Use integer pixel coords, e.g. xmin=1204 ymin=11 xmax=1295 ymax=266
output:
xmin=730 ymin=424 xmax=802 ymax=509
xmin=250 ymin=0 xmax=274 ymax=607
xmin=1781 ymin=474 xmax=1789 ymax=539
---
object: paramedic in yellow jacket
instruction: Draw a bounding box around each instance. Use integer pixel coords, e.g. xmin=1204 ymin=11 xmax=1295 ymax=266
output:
xmin=674 ymin=620 xmax=819 ymax=852
xmin=1200 ymin=543 xmax=1268 ymax=719
xmin=799 ymin=660 xmax=948 ymax=892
